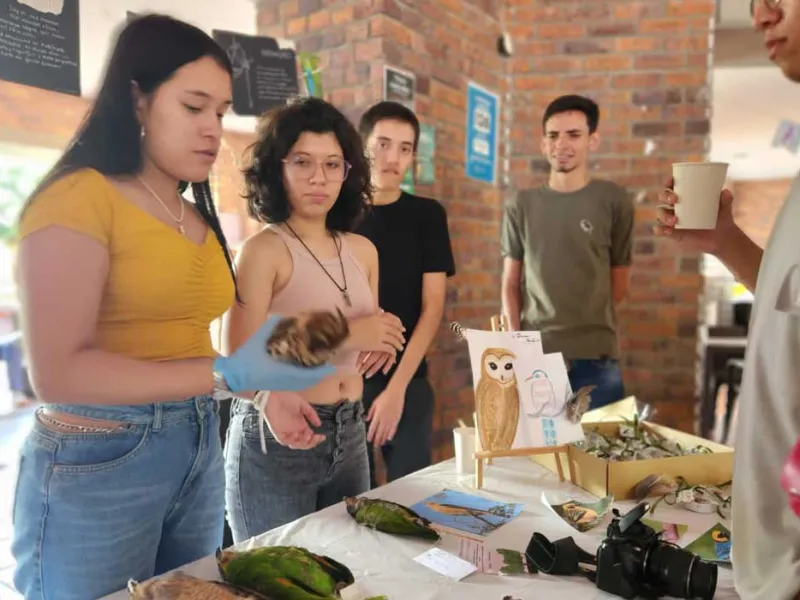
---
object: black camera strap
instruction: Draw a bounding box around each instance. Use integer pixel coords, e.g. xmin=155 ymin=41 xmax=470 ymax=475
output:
xmin=525 ymin=533 xmax=597 ymax=580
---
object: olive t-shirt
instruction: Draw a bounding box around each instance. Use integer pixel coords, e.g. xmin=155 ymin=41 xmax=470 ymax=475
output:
xmin=500 ymin=179 xmax=634 ymax=360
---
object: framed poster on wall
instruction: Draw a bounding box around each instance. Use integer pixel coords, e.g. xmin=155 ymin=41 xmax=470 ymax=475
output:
xmin=212 ymin=30 xmax=299 ymax=117
xmin=383 ymin=65 xmax=415 ymax=110
xmin=465 ymin=81 xmax=499 ymax=185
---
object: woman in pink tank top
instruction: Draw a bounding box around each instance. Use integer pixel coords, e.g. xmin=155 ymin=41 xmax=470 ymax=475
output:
xmin=221 ymin=98 xmax=406 ymax=542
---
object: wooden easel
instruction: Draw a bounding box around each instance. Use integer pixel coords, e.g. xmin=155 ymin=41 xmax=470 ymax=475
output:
xmin=473 ymin=315 xmax=575 ymax=489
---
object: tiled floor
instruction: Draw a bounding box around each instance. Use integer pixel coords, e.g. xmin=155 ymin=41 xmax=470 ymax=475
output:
xmin=0 ymin=404 xmax=34 ymax=599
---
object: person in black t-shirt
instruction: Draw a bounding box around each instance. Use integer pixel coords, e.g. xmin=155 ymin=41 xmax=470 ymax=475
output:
xmin=356 ymin=101 xmax=456 ymax=486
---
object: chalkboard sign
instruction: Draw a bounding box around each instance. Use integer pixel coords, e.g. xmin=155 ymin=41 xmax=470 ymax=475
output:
xmin=0 ymin=0 xmax=80 ymax=96
xmin=383 ymin=65 xmax=415 ymax=110
xmin=212 ymin=30 xmax=298 ymax=117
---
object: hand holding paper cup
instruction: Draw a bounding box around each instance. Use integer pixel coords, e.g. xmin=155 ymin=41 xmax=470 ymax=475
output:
xmin=668 ymin=162 xmax=729 ymax=230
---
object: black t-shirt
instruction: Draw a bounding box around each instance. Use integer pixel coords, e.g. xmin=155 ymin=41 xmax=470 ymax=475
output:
xmin=356 ymin=191 xmax=456 ymax=383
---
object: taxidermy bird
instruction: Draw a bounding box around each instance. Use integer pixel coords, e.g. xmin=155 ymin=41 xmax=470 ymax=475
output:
xmin=344 ymin=496 xmax=441 ymax=541
xmin=216 ymin=546 xmax=387 ymax=600
xmin=475 ymin=347 xmax=519 ymax=451
xmin=266 ymin=308 xmax=350 ymax=367
xmin=565 ymin=385 xmax=597 ymax=424
xmin=127 ymin=571 xmax=266 ymax=600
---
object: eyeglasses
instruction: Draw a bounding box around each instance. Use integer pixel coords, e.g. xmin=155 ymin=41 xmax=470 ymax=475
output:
xmin=750 ymin=0 xmax=782 ymax=15
xmin=282 ymin=155 xmax=352 ymax=182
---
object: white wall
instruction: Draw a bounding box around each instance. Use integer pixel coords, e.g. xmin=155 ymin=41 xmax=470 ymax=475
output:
xmin=77 ymin=0 xmax=259 ymax=133
xmin=710 ymin=66 xmax=800 ymax=181
xmin=717 ymin=0 xmax=753 ymax=30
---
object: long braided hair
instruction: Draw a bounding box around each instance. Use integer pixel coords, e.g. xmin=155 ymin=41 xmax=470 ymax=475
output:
xmin=185 ymin=180 xmax=240 ymax=302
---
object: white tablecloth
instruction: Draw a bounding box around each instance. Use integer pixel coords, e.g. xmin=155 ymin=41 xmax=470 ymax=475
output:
xmin=104 ymin=457 xmax=738 ymax=599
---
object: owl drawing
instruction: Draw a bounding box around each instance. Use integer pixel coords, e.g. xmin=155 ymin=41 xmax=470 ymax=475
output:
xmin=475 ymin=347 xmax=519 ymax=452
xmin=526 ymin=370 xmax=565 ymax=418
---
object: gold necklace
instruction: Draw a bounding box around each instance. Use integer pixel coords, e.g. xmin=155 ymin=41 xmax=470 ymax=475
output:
xmin=137 ymin=176 xmax=186 ymax=235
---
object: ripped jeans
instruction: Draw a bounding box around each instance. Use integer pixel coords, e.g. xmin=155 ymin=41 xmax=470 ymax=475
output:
xmin=224 ymin=398 xmax=369 ymax=543
xmin=11 ymin=398 xmax=224 ymax=600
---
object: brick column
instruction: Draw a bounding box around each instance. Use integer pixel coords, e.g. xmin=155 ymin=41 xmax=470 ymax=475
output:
xmin=508 ymin=1 xmax=715 ymax=431
xmin=258 ymin=0 xmax=716 ymax=456
xmin=261 ymin=1 xmax=510 ymax=462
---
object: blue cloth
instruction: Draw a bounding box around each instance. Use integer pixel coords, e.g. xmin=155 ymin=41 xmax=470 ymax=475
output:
xmin=568 ymin=359 xmax=626 ymax=410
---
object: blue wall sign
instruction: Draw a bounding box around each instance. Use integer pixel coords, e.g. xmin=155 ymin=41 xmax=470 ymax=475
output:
xmin=465 ymin=81 xmax=499 ymax=185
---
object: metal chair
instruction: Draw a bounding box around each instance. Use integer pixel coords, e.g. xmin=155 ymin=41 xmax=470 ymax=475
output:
xmin=723 ymin=358 xmax=745 ymax=445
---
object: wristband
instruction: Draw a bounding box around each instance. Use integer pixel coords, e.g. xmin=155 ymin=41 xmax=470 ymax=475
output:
xmin=253 ymin=390 xmax=271 ymax=411
xmin=253 ymin=391 xmax=271 ymax=454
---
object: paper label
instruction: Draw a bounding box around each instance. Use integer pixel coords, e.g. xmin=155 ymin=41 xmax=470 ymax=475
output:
xmin=414 ymin=547 xmax=477 ymax=580
xmin=456 ymin=537 xmax=505 ymax=574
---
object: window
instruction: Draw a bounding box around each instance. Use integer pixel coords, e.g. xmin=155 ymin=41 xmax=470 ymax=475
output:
xmin=0 ymin=144 xmax=59 ymax=302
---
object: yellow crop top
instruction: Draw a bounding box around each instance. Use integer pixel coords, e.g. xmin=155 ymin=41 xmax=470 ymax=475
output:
xmin=20 ymin=168 xmax=235 ymax=361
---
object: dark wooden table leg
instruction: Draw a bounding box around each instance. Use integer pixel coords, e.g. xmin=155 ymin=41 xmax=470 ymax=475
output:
xmin=700 ymin=347 xmax=716 ymax=439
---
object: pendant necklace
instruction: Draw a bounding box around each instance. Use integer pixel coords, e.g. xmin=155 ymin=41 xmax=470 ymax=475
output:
xmin=137 ymin=176 xmax=186 ymax=235
xmin=284 ymin=222 xmax=351 ymax=307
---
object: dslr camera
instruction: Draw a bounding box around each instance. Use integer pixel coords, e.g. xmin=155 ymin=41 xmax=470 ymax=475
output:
xmin=595 ymin=503 xmax=718 ymax=600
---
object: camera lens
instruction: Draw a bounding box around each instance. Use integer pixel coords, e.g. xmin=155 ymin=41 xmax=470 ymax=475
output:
xmin=645 ymin=543 xmax=718 ymax=600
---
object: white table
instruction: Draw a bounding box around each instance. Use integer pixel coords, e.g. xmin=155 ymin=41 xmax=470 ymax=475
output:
xmin=104 ymin=457 xmax=738 ymax=599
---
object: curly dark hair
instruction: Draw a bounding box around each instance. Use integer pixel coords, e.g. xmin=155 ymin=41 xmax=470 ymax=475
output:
xmin=243 ymin=97 xmax=372 ymax=232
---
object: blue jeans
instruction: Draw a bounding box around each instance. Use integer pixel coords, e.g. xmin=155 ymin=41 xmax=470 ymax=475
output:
xmin=362 ymin=377 xmax=435 ymax=487
xmin=224 ymin=398 xmax=369 ymax=543
xmin=12 ymin=398 xmax=224 ymax=600
xmin=567 ymin=359 xmax=626 ymax=410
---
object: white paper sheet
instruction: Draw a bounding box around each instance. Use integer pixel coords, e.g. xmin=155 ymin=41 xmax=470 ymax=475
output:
xmin=414 ymin=547 xmax=477 ymax=581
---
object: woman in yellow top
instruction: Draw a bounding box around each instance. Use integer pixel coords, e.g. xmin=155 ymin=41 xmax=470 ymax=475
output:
xmin=11 ymin=14 xmax=333 ymax=600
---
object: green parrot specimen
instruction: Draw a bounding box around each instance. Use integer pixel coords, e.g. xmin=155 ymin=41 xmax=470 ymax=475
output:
xmin=127 ymin=571 xmax=270 ymax=599
xmin=344 ymin=496 xmax=441 ymax=541
xmin=216 ymin=546 xmax=387 ymax=600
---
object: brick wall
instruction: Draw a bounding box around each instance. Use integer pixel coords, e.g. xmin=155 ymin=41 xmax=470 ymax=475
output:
xmin=262 ymin=0 xmax=717 ymax=457
xmin=508 ymin=1 xmax=715 ymax=432
xmin=0 ymin=80 xmax=255 ymax=219
xmin=261 ymin=1 xmax=509 ymax=463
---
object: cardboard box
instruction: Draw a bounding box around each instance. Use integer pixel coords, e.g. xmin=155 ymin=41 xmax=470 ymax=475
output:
xmin=532 ymin=398 xmax=734 ymax=500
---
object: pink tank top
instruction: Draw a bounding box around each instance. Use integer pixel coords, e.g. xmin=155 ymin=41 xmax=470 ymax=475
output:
xmin=267 ymin=225 xmax=375 ymax=368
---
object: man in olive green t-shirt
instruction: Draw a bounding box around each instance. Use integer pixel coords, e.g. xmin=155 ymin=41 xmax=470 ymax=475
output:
xmin=500 ymin=94 xmax=634 ymax=409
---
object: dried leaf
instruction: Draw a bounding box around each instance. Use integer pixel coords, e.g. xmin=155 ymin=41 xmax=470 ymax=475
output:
xmin=572 ymin=422 xmax=713 ymax=462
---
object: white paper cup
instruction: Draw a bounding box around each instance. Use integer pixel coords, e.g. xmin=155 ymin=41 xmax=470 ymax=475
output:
xmin=671 ymin=162 xmax=729 ymax=229
xmin=453 ymin=427 xmax=476 ymax=474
